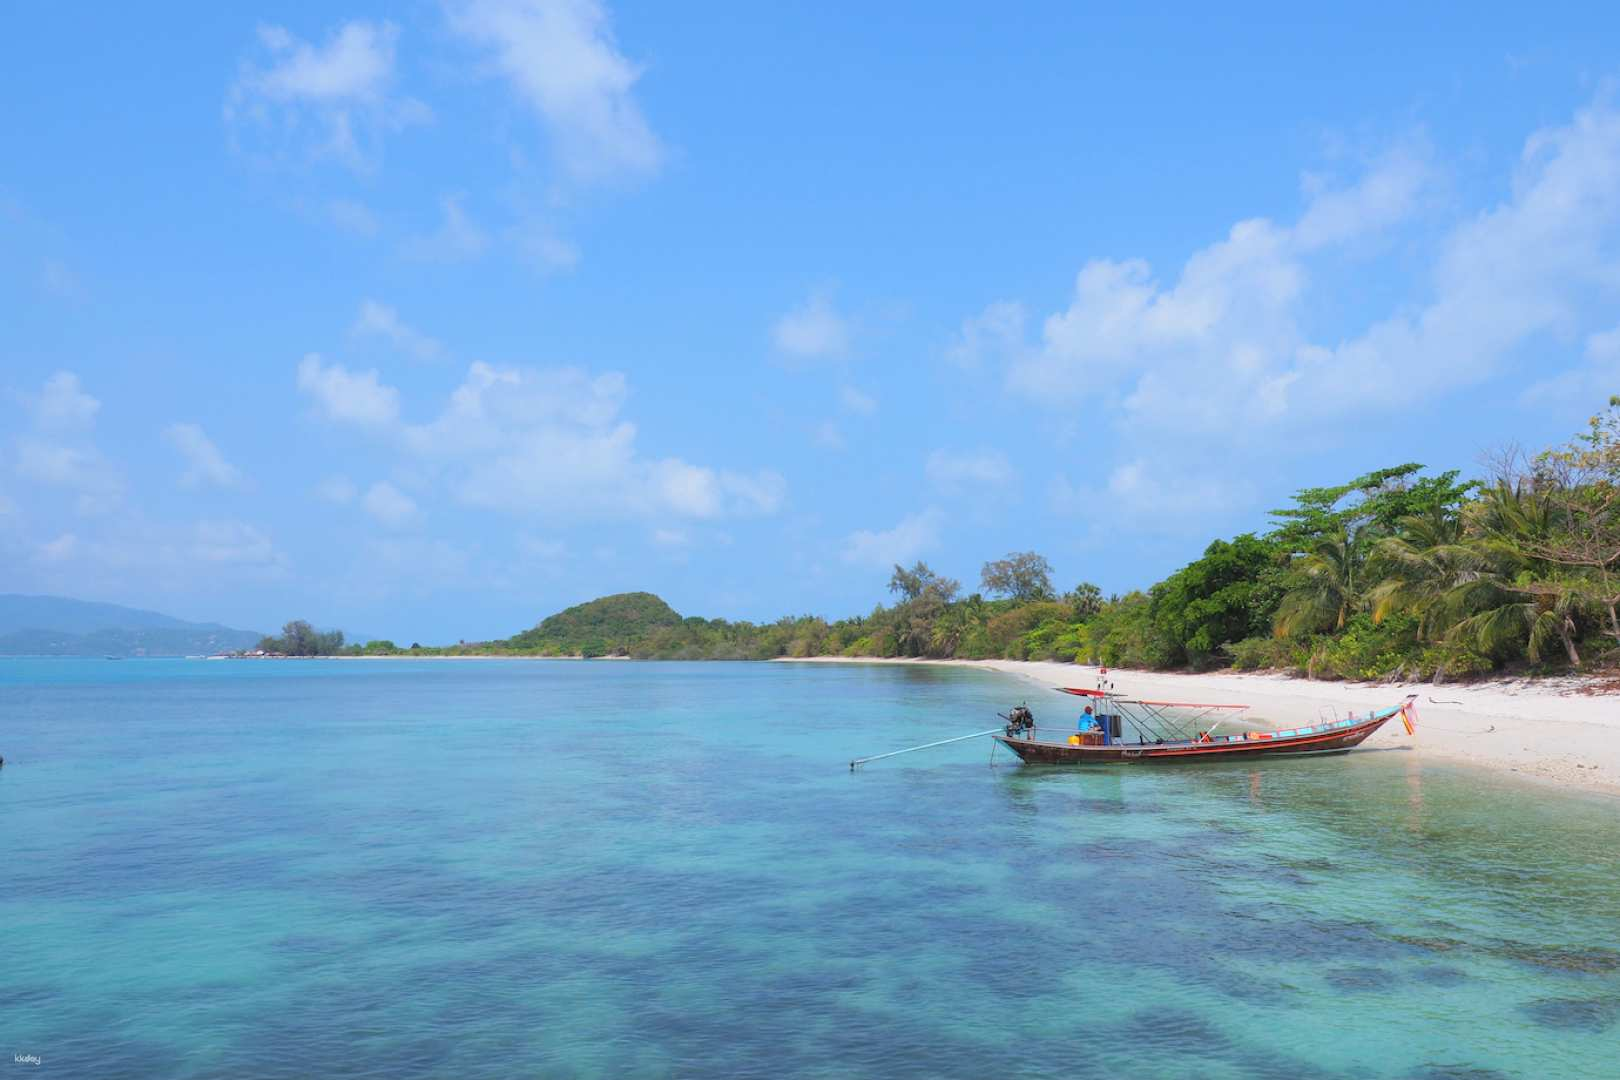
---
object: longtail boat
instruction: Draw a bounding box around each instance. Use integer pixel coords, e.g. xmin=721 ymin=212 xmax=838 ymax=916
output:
xmin=993 ymin=679 xmax=1417 ymax=765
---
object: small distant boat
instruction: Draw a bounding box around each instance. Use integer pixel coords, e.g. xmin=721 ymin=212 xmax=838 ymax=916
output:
xmin=994 ymin=679 xmax=1417 ymax=765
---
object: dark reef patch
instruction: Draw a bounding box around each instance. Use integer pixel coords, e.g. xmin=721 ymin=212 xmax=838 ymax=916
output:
xmin=1524 ymin=996 xmax=1618 ymax=1033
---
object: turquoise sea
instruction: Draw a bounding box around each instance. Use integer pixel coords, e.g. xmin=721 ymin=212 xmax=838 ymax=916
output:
xmin=3 ymin=658 xmax=1618 ymax=1079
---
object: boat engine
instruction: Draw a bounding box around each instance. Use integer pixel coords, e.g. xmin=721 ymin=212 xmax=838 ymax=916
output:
xmin=1003 ymin=704 xmax=1035 ymax=738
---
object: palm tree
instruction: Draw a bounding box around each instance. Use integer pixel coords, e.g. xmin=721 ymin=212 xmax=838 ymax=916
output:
xmin=1429 ymin=482 xmax=1588 ymax=667
xmin=1444 ymin=580 xmax=1584 ymax=666
xmin=1274 ymin=528 xmax=1361 ymax=638
xmin=1367 ymin=505 xmax=1469 ymax=640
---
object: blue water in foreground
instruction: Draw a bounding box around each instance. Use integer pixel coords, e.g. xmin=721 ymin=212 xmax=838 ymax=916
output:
xmin=3 ymin=659 xmax=1619 ymax=1079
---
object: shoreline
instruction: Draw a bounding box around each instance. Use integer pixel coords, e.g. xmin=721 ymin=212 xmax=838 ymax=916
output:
xmin=204 ymin=654 xmax=634 ymax=661
xmin=772 ymin=656 xmax=1620 ymax=798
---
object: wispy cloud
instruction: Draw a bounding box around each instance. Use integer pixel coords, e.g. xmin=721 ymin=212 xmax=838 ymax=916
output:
xmin=842 ymin=509 xmax=943 ymax=568
xmin=989 ymin=101 xmax=1620 ymax=441
xmin=401 ymin=194 xmax=490 ymax=262
xmin=362 ymin=481 xmax=419 ymax=528
xmin=773 ymin=291 xmax=850 ymax=361
xmin=30 ymin=371 xmax=100 ymax=430
xmin=926 ymin=449 xmax=1014 ymax=496
xmin=296 ymin=354 xmax=785 ymax=522
xmin=225 ymin=20 xmax=430 ymax=170
xmin=351 ymin=300 xmax=443 ymax=361
xmin=12 ymin=372 xmax=122 ymax=514
xmin=163 ymin=423 xmax=242 ymax=489
xmin=945 ymin=300 xmax=1024 ymax=370
xmin=445 ymin=0 xmax=662 ymax=185
xmin=296 ymin=355 xmax=401 ymax=425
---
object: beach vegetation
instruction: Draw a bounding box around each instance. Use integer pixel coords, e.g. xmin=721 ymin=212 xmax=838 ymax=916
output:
xmin=980 ymin=552 xmax=1056 ymax=603
xmin=255 ymin=620 xmax=345 ymax=656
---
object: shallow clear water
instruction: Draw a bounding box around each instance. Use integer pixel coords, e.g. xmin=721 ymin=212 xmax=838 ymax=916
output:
xmin=3 ymin=658 xmax=1618 ymax=1079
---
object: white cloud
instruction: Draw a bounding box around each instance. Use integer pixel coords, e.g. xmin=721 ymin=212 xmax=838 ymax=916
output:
xmin=945 ymin=300 xmax=1025 ymax=370
xmin=773 ymin=292 xmax=849 ymax=360
xmin=1589 ymin=325 xmax=1620 ymax=361
xmin=304 ymin=358 xmax=784 ymax=522
xmin=26 ymin=517 xmax=288 ymax=581
xmin=297 ymin=354 xmax=401 ymax=425
xmin=31 ymin=371 xmax=100 ymax=430
xmin=12 ymin=373 xmax=121 ymax=514
xmin=163 ymin=423 xmax=241 ymax=488
xmin=1524 ymin=324 xmax=1620 ymax=405
xmin=842 ymin=509 xmax=944 ymax=568
xmin=401 ymin=194 xmax=490 ymax=262
xmin=316 ymin=475 xmax=359 ymax=504
xmin=1001 ymin=147 xmax=1432 ymax=427
xmin=651 ymin=527 xmax=688 ymax=547
xmin=13 ymin=441 xmax=122 ymax=514
xmin=15 ymin=442 xmax=96 ymax=487
xmin=445 ymin=0 xmax=662 ymax=184
xmin=839 ymin=385 xmax=877 ymax=415
xmin=997 ymin=100 xmax=1620 ymax=442
xmin=351 ymin=300 xmax=443 ymax=360
xmin=362 ymin=481 xmax=418 ymax=527
xmin=925 ymin=449 xmax=1014 ymax=495
xmin=226 ymin=20 xmax=429 ymax=169
xmin=3 ymin=442 xmax=291 ymax=592
xmin=720 ymin=469 xmax=786 ymax=515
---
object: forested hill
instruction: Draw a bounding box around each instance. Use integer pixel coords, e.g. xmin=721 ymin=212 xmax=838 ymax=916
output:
xmin=503 ymin=592 xmax=684 ymax=656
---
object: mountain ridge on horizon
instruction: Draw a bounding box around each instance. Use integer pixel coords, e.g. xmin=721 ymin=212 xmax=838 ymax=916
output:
xmin=0 ymin=594 xmax=263 ymax=657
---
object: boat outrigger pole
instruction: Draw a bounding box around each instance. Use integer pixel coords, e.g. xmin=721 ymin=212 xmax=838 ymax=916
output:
xmin=849 ymin=727 xmax=1003 ymax=771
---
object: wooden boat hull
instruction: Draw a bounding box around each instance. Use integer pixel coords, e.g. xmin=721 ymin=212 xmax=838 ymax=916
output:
xmin=994 ymin=711 xmax=1393 ymax=765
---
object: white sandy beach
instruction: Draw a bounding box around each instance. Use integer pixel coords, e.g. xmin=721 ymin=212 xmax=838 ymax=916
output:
xmin=775 ymin=656 xmax=1620 ymax=797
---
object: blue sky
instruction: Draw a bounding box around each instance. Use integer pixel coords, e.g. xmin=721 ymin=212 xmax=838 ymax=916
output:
xmin=4 ymin=2 xmax=1620 ymax=642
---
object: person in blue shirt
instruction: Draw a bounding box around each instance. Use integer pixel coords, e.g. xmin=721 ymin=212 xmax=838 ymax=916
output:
xmin=1079 ymin=705 xmax=1112 ymax=745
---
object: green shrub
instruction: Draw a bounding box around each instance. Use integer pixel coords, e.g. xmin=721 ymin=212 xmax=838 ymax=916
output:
xmin=1223 ymin=635 xmax=1290 ymax=671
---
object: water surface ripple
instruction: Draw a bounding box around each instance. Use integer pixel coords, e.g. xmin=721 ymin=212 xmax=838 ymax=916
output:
xmin=3 ymin=659 xmax=1617 ymax=1079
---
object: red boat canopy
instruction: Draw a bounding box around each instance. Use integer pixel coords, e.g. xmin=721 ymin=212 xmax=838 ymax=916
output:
xmin=1057 ymin=687 xmax=1249 ymax=710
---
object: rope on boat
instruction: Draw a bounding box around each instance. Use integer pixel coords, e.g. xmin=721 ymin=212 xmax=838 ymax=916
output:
xmin=850 ymin=727 xmax=1004 ymax=770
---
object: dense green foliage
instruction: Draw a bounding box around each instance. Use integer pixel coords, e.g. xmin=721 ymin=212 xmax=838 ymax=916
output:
xmin=276 ymin=399 xmax=1620 ymax=681
xmin=256 ymin=620 xmax=345 ymax=656
xmin=504 ymin=592 xmax=683 ymax=657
